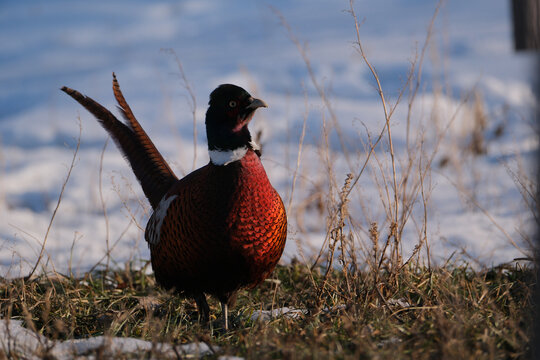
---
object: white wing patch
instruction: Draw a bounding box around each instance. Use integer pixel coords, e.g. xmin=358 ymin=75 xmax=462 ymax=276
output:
xmin=249 ymin=139 xmax=260 ymax=151
xmin=146 ymin=194 xmax=178 ymax=245
xmin=209 ymin=146 xmax=248 ymax=166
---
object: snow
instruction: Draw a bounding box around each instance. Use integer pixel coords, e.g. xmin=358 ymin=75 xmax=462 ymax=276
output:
xmin=0 ymin=1 xmax=537 ymax=278
xmin=250 ymin=307 xmax=309 ymax=322
xmin=0 ymin=318 xmax=217 ymax=359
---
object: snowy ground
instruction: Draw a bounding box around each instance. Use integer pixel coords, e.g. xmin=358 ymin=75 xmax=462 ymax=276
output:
xmin=0 ymin=318 xmax=221 ymax=359
xmin=0 ymin=0 xmax=537 ymax=279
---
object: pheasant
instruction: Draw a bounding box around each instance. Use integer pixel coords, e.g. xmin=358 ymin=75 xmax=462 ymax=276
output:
xmin=61 ymin=74 xmax=287 ymax=329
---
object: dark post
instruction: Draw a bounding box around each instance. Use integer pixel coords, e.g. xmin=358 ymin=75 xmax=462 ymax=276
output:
xmin=511 ymin=0 xmax=540 ymax=50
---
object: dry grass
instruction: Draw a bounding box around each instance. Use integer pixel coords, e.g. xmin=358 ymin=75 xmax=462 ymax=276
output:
xmin=0 ymin=262 xmax=533 ymax=359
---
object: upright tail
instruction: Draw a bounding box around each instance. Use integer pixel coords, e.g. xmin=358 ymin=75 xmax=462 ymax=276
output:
xmin=61 ymin=73 xmax=178 ymax=209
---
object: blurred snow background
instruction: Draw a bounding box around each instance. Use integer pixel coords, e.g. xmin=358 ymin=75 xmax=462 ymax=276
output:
xmin=0 ymin=0 xmax=537 ymax=277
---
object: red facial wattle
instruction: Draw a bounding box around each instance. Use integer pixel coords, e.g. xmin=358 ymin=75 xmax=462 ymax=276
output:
xmin=232 ymin=97 xmax=268 ymax=133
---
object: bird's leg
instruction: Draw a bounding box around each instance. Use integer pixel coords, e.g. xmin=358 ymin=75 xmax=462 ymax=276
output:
xmin=194 ymin=293 xmax=210 ymax=323
xmin=219 ymin=292 xmax=236 ymax=330
xmin=221 ymin=301 xmax=229 ymax=330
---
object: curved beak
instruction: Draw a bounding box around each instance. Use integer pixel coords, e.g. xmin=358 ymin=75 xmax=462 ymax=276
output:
xmin=245 ymin=97 xmax=268 ymax=110
xmin=234 ymin=97 xmax=268 ymax=132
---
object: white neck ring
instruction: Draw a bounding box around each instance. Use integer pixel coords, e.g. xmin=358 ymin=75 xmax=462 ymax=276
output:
xmin=209 ymin=146 xmax=248 ymax=166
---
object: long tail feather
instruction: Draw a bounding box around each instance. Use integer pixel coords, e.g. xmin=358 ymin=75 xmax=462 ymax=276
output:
xmin=61 ymin=77 xmax=178 ymax=209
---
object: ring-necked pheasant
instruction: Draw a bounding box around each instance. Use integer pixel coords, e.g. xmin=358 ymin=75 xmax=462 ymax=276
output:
xmin=61 ymin=74 xmax=287 ymax=329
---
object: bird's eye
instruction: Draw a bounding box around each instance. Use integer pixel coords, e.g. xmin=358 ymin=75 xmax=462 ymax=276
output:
xmin=229 ymin=100 xmax=237 ymax=108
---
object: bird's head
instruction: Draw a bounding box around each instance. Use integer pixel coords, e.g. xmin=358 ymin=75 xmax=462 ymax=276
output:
xmin=205 ymin=84 xmax=267 ymax=165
